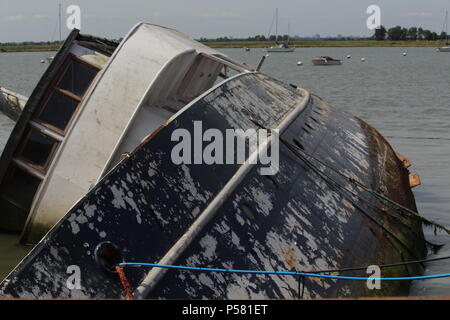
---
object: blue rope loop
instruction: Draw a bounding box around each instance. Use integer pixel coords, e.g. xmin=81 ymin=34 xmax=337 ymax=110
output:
xmin=117 ymin=262 xmax=450 ymax=281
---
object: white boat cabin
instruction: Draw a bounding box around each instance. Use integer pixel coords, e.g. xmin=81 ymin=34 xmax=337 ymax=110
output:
xmin=0 ymin=23 xmax=254 ymax=243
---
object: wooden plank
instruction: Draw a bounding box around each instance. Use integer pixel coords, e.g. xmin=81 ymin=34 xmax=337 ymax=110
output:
xmin=54 ymin=87 xmax=82 ymax=102
xmin=395 ymin=151 xmax=412 ymax=168
xmin=409 ymin=173 xmax=421 ymax=188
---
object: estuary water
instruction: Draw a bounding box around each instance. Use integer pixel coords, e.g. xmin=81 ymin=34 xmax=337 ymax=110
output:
xmin=0 ymin=47 xmax=449 ymax=297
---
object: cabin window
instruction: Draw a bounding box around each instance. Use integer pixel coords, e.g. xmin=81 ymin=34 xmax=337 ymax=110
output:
xmin=36 ymin=90 xmax=79 ymax=132
xmin=0 ymin=53 xmax=100 ymax=225
xmin=57 ymin=59 xmax=98 ymax=98
xmin=1 ymin=166 xmax=42 ymax=210
xmin=34 ymin=55 xmax=99 ymax=134
xmin=16 ymin=129 xmax=59 ymax=170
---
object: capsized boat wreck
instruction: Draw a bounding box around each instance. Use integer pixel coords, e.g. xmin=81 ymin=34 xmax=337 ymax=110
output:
xmin=0 ymin=24 xmax=252 ymax=244
xmin=0 ymin=23 xmax=426 ymax=299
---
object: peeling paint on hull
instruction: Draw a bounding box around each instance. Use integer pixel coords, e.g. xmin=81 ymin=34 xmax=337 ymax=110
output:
xmin=0 ymin=73 xmax=426 ymax=299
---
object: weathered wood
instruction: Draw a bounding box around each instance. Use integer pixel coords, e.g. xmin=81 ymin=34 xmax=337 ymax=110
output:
xmin=0 ymin=87 xmax=28 ymax=121
xmin=256 ymin=55 xmax=266 ymax=71
xmin=409 ymin=174 xmax=421 ymax=188
xmin=395 ymin=151 xmax=412 ymax=169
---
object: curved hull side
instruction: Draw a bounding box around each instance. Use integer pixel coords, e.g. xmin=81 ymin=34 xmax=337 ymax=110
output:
xmin=0 ymin=73 xmax=425 ymax=299
xmin=147 ymin=95 xmax=426 ymax=299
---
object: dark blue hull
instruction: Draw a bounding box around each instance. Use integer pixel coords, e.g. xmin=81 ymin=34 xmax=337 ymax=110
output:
xmin=0 ymin=73 xmax=426 ymax=299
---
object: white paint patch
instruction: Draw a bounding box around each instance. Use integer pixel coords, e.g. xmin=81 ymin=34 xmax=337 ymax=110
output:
xmin=250 ymin=186 xmax=273 ymax=216
xmin=199 ymin=234 xmax=218 ymax=261
xmin=179 ymin=165 xmax=211 ymax=206
xmin=110 ymin=185 xmax=126 ymax=209
xmin=75 ymin=215 xmax=88 ymax=224
xmin=70 ymin=221 xmax=80 ymax=234
xmin=148 ymin=168 xmax=157 ymax=177
xmin=84 ymin=204 xmax=97 ymax=218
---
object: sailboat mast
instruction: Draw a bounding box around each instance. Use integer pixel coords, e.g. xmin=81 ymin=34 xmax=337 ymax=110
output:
xmin=275 ymin=8 xmax=278 ymax=43
xmin=288 ymin=23 xmax=290 ymax=43
xmin=59 ymin=3 xmax=62 ymax=42
xmin=446 ymin=10 xmax=449 ymax=45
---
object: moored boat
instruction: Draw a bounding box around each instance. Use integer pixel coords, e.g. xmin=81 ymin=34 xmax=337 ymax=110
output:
xmin=438 ymin=11 xmax=450 ymax=52
xmin=266 ymin=9 xmax=295 ymax=53
xmin=312 ymin=56 xmax=342 ymax=65
xmin=267 ymin=43 xmax=296 ymax=52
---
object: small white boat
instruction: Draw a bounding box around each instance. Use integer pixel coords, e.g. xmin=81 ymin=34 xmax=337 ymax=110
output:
xmin=266 ymin=43 xmax=295 ymax=52
xmin=312 ymin=56 xmax=342 ymax=65
xmin=438 ymin=11 xmax=449 ymax=52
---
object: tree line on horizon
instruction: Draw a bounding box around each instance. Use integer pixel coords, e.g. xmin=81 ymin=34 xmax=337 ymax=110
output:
xmin=374 ymin=25 xmax=447 ymax=41
xmin=0 ymin=40 xmax=62 ymax=46
xmin=0 ymin=38 xmax=122 ymax=46
xmin=199 ymin=25 xmax=448 ymax=42
xmin=198 ymin=35 xmax=370 ymax=42
xmin=2 ymin=26 xmax=448 ymax=45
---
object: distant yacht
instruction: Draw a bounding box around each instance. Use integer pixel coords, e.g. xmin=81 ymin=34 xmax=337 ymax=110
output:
xmin=266 ymin=9 xmax=295 ymax=52
xmin=267 ymin=43 xmax=295 ymax=52
xmin=312 ymin=56 xmax=342 ymax=65
xmin=438 ymin=10 xmax=450 ymax=52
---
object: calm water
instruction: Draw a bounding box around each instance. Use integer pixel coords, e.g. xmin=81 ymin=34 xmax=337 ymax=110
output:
xmin=0 ymin=48 xmax=449 ymax=296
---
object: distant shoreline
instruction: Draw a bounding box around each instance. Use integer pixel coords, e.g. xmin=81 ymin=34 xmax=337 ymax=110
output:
xmin=0 ymin=44 xmax=59 ymax=53
xmin=0 ymin=40 xmax=447 ymax=52
xmin=204 ymin=40 xmax=448 ymax=48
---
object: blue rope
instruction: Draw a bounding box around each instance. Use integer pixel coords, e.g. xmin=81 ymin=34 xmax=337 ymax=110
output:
xmin=117 ymin=262 xmax=450 ymax=281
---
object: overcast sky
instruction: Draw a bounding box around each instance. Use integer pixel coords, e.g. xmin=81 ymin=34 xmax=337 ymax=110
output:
xmin=0 ymin=0 xmax=449 ymax=42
